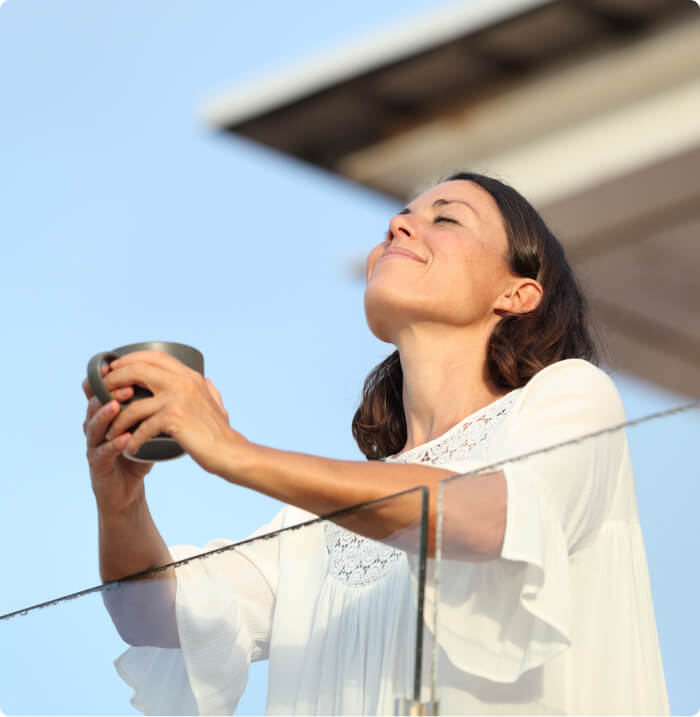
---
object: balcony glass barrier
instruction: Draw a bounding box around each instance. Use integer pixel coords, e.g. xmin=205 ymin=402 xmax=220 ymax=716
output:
xmin=433 ymin=402 xmax=699 ymax=715
xmin=0 ymin=486 xmax=428 ymax=715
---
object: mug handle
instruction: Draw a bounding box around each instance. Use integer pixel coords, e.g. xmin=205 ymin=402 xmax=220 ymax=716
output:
xmin=86 ymin=351 xmax=122 ymax=405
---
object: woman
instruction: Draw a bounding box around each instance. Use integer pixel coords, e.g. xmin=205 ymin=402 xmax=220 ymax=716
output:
xmin=82 ymin=172 xmax=669 ymax=715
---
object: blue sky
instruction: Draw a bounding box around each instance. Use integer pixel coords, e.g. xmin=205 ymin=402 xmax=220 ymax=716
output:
xmin=0 ymin=1 xmax=697 ymax=714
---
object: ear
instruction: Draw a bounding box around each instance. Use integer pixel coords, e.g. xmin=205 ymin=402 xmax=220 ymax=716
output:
xmin=495 ymin=277 xmax=543 ymax=316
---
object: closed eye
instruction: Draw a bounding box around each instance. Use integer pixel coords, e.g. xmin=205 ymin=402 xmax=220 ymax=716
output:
xmin=435 ymin=215 xmax=459 ymax=224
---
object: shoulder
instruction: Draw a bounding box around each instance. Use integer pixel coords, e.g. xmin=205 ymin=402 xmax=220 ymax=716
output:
xmin=512 ymin=359 xmax=627 ymax=429
xmin=524 ymin=358 xmax=616 ymax=392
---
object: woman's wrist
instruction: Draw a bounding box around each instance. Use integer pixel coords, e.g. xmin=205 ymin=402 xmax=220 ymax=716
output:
xmin=96 ymin=489 xmax=148 ymax=527
xmin=211 ymin=425 xmax=263 ymax=485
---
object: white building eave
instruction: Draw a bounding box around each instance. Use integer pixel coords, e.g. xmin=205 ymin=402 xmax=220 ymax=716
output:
xmin=201 ymin=0 xmax=550 ymax=128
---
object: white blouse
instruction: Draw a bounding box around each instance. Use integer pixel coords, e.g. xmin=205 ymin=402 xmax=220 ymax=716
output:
xmin=114 ymin=359 xmax=670 ymax=715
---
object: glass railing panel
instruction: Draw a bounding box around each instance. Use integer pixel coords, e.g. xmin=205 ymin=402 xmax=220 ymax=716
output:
xmin=434 ymin=402 xmax=698 ymax=716
xmin=0 ymin=486 xmax=428 ymax=716
xmin=624 ymin=403 xmax=700 ymax=716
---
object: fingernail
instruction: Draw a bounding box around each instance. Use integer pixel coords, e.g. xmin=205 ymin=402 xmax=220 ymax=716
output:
xmin=110 ymin=359 xmax=121 ymax=368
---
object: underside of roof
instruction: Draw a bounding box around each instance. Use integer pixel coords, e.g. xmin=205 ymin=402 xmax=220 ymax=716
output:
xmin=203 ymin=0 xmax=700 ymax=398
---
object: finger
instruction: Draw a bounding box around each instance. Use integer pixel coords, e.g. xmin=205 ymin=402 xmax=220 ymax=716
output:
xmin=85 ymin=400 xmax=121 ymax=449
xmin=105 ymin=395 xmax=165 ymax=442
xmin=91 ymin=432 xmax=132 ymax=467
xmin=125 ymin=413 xmax=168 ymax=458
xmin=84 ymin=387 xmax=135 ymax=428
xmin=109 ymin=350 xmax=196 ymax=377
xmin=84 ymin=396 xmax=104 ymax=428
xmin=82 ymin=362 xmax=111 ymax=400
xmin=103 ymin=363 xmax=169 ymax=395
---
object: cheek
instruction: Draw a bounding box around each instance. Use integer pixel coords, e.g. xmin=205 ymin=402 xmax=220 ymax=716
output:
xmin=481 ymin=249 xmax=512 ymax=285
xmin=437 ymin=244 xmax=506 ymax=305
xmin=456 ymin=239 xmax=508 ymax=279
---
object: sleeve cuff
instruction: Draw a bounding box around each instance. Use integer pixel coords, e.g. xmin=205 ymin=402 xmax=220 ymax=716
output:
xmin=436 ymin=462 xmax=572 ymax=683
xmin=113 ymin=543 xmax=253 ymax=715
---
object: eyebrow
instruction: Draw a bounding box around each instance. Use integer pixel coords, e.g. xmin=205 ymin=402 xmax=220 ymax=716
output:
xmin=398 ymin=198 xmax=480 ymax=219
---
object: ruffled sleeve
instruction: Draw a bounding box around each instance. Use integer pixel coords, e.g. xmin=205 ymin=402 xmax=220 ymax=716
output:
xmin=114 ymin=511 xmax=284 ymax=715
xmin=434 ymin=359 xmax=627 ymax=683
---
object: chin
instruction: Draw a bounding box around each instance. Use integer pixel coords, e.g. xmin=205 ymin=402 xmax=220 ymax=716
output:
xmin=363 ymin=283 xmax=422 ymax=344
xmin=364 ymin=299 xmax=392 ymax=344
xmin=365 ymin=316 xmax=394 ymax=344
xmin=364 ymin=284 xmax=396 ymax=343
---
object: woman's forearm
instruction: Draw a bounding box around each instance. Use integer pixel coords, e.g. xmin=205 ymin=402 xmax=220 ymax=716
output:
xmin=98 ymin=499 xmax=180 ymax=647
xmin=98 ymin=498 xmax=174 ymax=582
xmin=217 ymin=442 xmax=506 ymax=558
xmin=98 ymin=351 xmax=505 ymax=559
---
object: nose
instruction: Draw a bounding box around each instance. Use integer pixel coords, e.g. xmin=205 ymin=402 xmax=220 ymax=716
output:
xmin=388 ymin=213 xmax=414 ymax=241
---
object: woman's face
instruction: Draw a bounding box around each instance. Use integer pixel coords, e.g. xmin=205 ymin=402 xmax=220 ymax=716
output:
xmin=364 ymin=179 xmax=519 ymax=343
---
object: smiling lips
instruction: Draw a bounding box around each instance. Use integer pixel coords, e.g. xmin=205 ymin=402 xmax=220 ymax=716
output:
xmin=380 ymin=247 xmax=427 ymax=263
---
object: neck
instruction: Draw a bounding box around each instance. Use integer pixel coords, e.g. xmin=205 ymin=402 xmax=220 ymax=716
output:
xmin=393 ymin=323 xmax=507 ymax=456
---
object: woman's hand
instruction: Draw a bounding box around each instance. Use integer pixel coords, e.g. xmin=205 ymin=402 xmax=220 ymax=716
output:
xmin=98 ymin=350 xmax=251 ymax=478
xmin=83 ymin=364 xmax=153 ymax=516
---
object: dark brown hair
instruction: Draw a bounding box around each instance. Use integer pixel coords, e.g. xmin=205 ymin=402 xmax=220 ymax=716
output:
xmin=352 ymin=171 xmax=599 ymax=460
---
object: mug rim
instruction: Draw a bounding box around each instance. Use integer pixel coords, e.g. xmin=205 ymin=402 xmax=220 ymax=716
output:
xmin=114 ymin=340 xmax=203 ymax=358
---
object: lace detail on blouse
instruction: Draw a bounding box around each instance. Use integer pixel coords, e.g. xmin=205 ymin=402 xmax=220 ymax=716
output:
xmin=387 ymin=391 xmax=518 ymax=465
xmin=324 ymin=522 xmax=403 ymax=587
xmin=324 ymin=392 xmax=518 ymax=588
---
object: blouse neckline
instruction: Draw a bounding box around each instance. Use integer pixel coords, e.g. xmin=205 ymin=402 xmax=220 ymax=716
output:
xmin=385 ymin=388 xmax=521 ymax=463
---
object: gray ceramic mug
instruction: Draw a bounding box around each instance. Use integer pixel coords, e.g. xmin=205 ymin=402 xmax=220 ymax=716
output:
xmin=86 ymin=341 xmax=204 ymax=462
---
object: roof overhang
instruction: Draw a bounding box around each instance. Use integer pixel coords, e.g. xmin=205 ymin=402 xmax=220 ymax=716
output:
xmin=201 ymin=0 xmax=700 ymax=397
